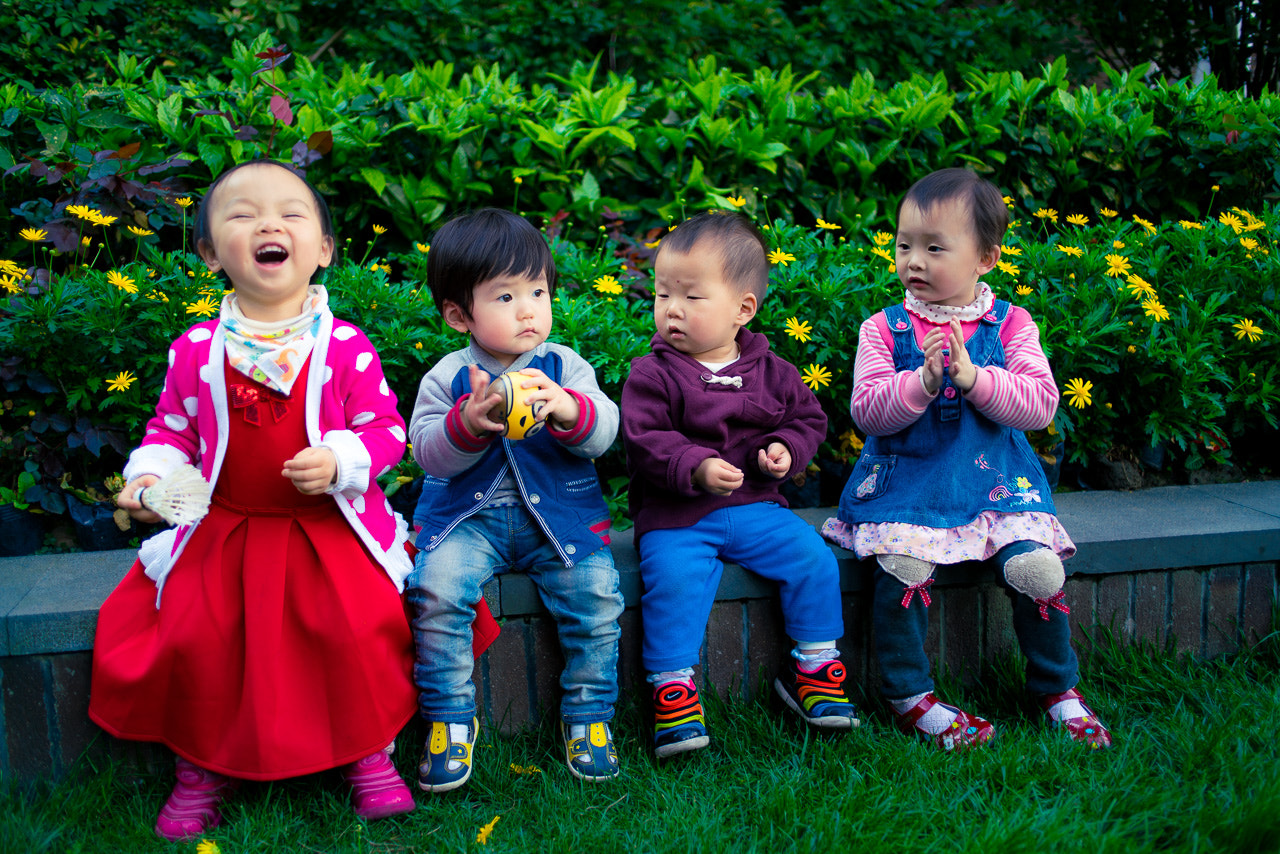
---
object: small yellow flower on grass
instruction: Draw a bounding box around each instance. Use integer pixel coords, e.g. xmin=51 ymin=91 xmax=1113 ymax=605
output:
xmin=1211 ymin=184 xmax=1220 ymax=192
xmin=1055 ymin=245 xmax=1082 ymax=258
xmin=514 ymin=175 xmax=523 ymax=185
xmin=768 ymin=249 xmax=796 ymax=266
xmin=3 ymin=276 xmax=23 ymax=295
xmin=128 ymin=225 xmax=154 ymax=237
xmin=1066 ymin=213 xmax=1089 ymax=226
xmin=89 ymin=211 xmax=118 ymax=227
xmin=175 ymin=197 xmax=194 ymax=208
xmin=815 ymin=218 xmax=840 ymax=230
xmin=1132 ymin=214 xmax=1157 ymax=234
xmin=509 ymin=763 xmax=543 ymax=775
xmin=372 ymin=224 xmax=387 ymax=235
xmin=1015 ymin=285 xmax=1033 ymax=296
xmin=1240 ymin=237 xmax=1260 ymax=251
xmin=195 ymin=840 xmax=221 ymax=854
xmin=1219 ymin=211 xmax=1244 ymax=233
xmin=873 ymin=231 xmax=894 ymax=246
xmin=185 ymin=295 xmax=220 ymax=317
xmin=727 ymin=195 xmax=747 ymax=208
xmin=416 ymin=242 xmax=430 ymax=253
xmin=1104 ymin=254 xmax=1131 ymax=277
xmin=839 ymin=429 xmax=864 ymax=456
xmin=1233 ymin=319 xmax=1263 ymax=342
xmin=0 ymin=258 xmax=22 ymax=276
xmin=107 ymin=270 xmax=138 ymax=294
xmin=477 ymin=815 xmax=501 ymax=845
xmin=1033 ymin=208 xmax=1059 ymax=223
xmin=414 ymin=342 xmax=423 ymax=350
xmin=1100 ymin=207 xmax=1118 ymax=218
xmin=1002 ymin=195 xmax=1014 ymax=207
xmin=593 ymin=275 xmax=623 ymax=295
xmin=1127 ymin=345 xmax=1137 ymax=353
xmin=784 ymin=317 xmax=813 ymax=342
xmin=106 ymin=370 xmax=137 ymax=393
xmin=870 ymin=246 xmax=893 ymax=263
xmin=20 ymin=228 xmax=47 ymax=241
xmin=801 ymin=363 xmax=832 ymax=390
xmin=1179 ymin=220 xmax=1204 ymax=231
xmin=1001 ymin=245 xmax=1022 ymax=256
xmin=995 ymin=260 xmax=1020 ymax=277
xmin=1112 ymin=240 xmax=1125 ymax=250
xmin=1064 ymin=377 xmax=1093 ymax=408
xmin=1142 ymin=297 xmax=1170 ymax=322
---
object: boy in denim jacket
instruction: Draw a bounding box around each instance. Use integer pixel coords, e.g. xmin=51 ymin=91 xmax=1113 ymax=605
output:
xmin=407 ymin=209 xmax=623 ymax=789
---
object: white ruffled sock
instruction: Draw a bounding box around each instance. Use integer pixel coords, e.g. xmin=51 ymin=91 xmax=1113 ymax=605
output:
xmin=1045 ymin=698 xmax=1089 ymax=721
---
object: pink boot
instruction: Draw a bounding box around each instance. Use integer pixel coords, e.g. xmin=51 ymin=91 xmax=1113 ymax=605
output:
xmin=154 ymin=757 xmax=238 ymax=840
xmin=344 ymin=749 xmax=416 ymax=819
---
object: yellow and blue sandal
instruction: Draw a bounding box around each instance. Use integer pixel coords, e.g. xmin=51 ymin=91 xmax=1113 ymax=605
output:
xmin=418 ymin=717 xmax=476 ymax=792
xmin=562 ymin=720 xmax=620 ymax=781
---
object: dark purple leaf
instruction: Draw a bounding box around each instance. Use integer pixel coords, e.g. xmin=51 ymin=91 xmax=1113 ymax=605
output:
xmin=234 ymin=125 xmax=259 ymax=141
xmin=307 ymin=130 xmax=333 ymax=154
xmin=291 ymin=140 xmax=321 ymax=168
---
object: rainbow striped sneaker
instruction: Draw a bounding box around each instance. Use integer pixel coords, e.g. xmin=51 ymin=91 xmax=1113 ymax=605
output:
xmin=652 ymin=678 xmax=710 ymax=758
xmin=562 ymin=720 xmax=620 ymax=781
xmin=774 ymin=657 xmax=860 ymax=729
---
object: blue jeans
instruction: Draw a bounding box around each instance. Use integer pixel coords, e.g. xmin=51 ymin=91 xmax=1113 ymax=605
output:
xmin=638 ymin=502 xmax=845 ymax=673
xmin=405 ymin=505 xmax=623 ymax=724
xmin=874 ymin=540 xmax=1078 ymax=699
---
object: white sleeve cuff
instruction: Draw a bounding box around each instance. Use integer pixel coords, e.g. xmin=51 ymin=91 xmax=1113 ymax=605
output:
xmin=123 ymin=444 xmax=191 ymax=483
xmin=320 ymin=429 xmax=372 ymax=499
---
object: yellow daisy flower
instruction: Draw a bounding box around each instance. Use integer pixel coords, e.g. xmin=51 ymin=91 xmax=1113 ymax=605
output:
xmin=1232 ymin=319 xmax=1263 ymax=342
xmin=767 ymin=249 xmax=796 ymax=266
xmin=1219 ymin=211 xmax=1244 ymax=233
xmin=1132 ymin=214 xmax=1157 ymax=234
xmin=1240 ymin=237 xmax=1259 ymax=251
xmin=872 ymin=231 xmax=894 ymax=246
xmin=1142 ymin=297 xmax=1170 ymax=322
xmin=1015 ymin=285 xmax=1033 ymax=296
xmin=1179 ymin=220 xmax=1204 ymax=231
xmin=801 ymin=363 xmax=832 ymax=390
xmin=593 ymin=275 xmax=623 ymax=295
xmin=107 ymin=270 xmax=138 ymax=294
xmin=2 ymin=276 xmax=22 ymax=295
xmin=106 ymin=370 xmax=137 ymax=392
xmin=1055 ymin=245 xmax=1082 ymax=257
xmin=20 ymin=228 xmax=47 ymax=241
xmin=416 ymin=242 xmax=430 ymax=253
xmin=1063 ymin=377 xmax=1093 ymax=408
xmin=1001 ymin=245 xmax=1022 ymax=256
xmin=89 ymin=211 xmax=118 ymax=227
xmin=784 ymin=317 xmax=813 ymax=342
xmin=126 ymin=225 xmax=154 ymax=237
xmin=185 ymin=296 xmax=220 ymax=317
xmin=815 ymin=218 xmax=840 ymax=230
xmin=1099 ymin=207 xmax=1118 ymax=218
xmin=1104 ymin=254 xmax=1131 ymax=277
xmin=1033 ymin=208 xmax=1059 ymax=223
xmin=65 ymin=204 xmax=95 ymax=221
xmin=372 ymin=224 xmax=387 ymax=235
xmin=727 ymin=195 xmax=747 ymax=208
xmin=1066 ymin=214 xmax=1089 ymax=226
xmin=477 ymin=815 xmax=501 ymax=845
xmin=995 ymin=260 xmax=1020 ymax=277
xmin=1124 ymin=275 xmax=1156 ymax=298
xmin=175 ymin=197 xmax=194 ymax=208
xmin=870 ymin=247 xmax=893 ymax=262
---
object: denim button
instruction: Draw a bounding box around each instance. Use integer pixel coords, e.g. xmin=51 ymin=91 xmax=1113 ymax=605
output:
xmin=474 ymin=492 xmax=484 ymax=500
xmin=566 ymin=544 xmax=577 ymax=555
xmin=944 ymin=387 xmax=957 ymax=399
xmin=530 ymin=494 xmax=540 ymax=504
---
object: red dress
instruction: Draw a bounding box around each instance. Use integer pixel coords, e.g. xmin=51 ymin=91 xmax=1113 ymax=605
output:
xmin=90 ymin=360 xmax=417 ymax=780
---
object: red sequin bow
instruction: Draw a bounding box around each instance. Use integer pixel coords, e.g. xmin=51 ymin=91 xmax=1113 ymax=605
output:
xmin=1035 ymin=589 xmax=1071 ymax=621
xmin=901 ymin=577 xmax=934 ymax=608
xmin=229 ymin=384 xmax=289 ymax=425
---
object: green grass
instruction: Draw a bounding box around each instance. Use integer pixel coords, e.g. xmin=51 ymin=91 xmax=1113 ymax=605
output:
xmin=5 ymin=627 xmax=1280 ymax=853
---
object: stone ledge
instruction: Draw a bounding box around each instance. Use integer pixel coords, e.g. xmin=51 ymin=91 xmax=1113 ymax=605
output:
xmin=2 ymin=482 xmax=1279 ymax=657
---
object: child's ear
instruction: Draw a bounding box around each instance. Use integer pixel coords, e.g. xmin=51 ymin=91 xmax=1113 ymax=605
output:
xmin=735 ymin=290 xmax=759 ymax=326
xmin=441 ymin=300 xmax=472 ymax=334
xmin=976 ymin=244 xmax=1001 ymax=275
xmin=317 ymin=235 xmax=335 ymax=269
xmin=196 ymin=239 xmax=222 ymax=273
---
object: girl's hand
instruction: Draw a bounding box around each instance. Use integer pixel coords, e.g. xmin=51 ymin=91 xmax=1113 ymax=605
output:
xmin=758 ymin=442 xmax=791 ymax=479
xmin=116 ymin=475 xmax=163 ymax=524
xmin=694 ymin=457 xmax=744 ymax=495
xmin=515 ymin=368 xmax=579 ymax=431
xmin=921 ymin=327 xmax=947 ymax=395
xmin=946 ymin=318 xmax=977 ymax=392
xmin=283 ymin=447 xmax=338 ymax=494
xmin=461 ymin=364 xmax=505 ymax=437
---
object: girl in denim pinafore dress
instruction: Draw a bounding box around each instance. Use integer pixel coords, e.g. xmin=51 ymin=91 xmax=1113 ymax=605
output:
xmin=823 ymin=168 xmax=1112 ymax=751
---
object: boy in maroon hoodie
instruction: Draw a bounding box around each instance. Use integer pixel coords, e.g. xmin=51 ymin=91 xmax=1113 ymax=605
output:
xmin=621 ymin=212 xmax=858 ymax=758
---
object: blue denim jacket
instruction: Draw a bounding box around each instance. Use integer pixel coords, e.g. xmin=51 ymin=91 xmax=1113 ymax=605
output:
xmin=411 ymin=349 xmax=612 ymax=566
xmin=837 ymin=300 xmax=1056 ymax=529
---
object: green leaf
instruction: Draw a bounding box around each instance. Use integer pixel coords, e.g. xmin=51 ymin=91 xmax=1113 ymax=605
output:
xmin=362 ymin=167 xmax=387 ymax=197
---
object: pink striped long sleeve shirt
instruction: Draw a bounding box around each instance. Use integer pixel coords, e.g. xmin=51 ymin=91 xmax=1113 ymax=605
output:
xmin=850 ymin=305 xmax=1059 ymax=437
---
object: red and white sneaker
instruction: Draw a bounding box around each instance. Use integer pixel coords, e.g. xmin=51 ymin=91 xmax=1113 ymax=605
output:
xmin=154 ymin=757 xmax=238 ymax=840
xmin=1040 ymin=688 xmax=1113 ymax=749
xmin=892 ymin=692 xmax=995 ymax=751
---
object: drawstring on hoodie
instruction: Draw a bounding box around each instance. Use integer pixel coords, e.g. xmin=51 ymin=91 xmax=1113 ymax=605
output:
xmin=701 ymin=373 xmax=743 ymax=388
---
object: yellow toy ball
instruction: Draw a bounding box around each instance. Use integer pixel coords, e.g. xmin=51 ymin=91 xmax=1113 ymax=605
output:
xmin=493 ymin=371 xmax=545 ymax=440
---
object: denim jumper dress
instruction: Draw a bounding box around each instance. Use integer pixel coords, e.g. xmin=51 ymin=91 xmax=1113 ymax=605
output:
xmin=837 ymin=301 xmax=1075 ymax=698
xmin=837 ymin=300 xmax=1055 ymax=530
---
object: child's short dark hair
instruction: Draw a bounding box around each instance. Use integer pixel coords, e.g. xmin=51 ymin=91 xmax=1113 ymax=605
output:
xmin=655 ymin=212 xmax=769 ymax=300
xmin=900 ymin=168 xmax=1008 ymax=251
xmin=426 ymin=208 xmax=557 ymax=316
xmin=193 ymin=158 xmax=334 ymax=252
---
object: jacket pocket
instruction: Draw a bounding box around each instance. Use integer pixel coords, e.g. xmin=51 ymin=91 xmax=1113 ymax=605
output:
xmin=847 ymin=454 xmax=895 ymax=501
